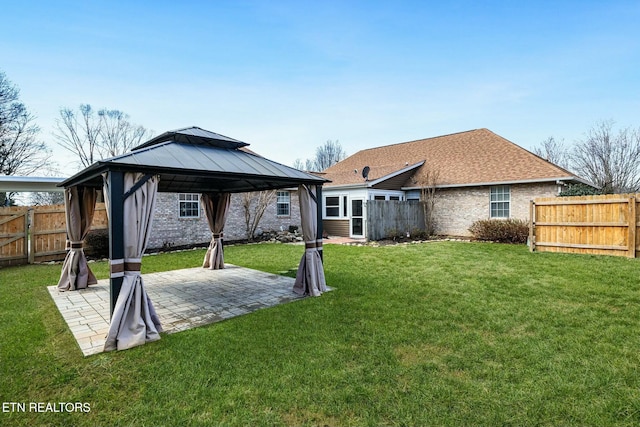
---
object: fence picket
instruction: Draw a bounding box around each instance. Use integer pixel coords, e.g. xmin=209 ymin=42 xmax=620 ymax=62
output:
xmin=0 ymin=203 xmax=107 ymax=266
xmin=366 ymin=200 xmax=426 ymax=240
xmin=531 ymin=193 xmax=639 ymax=258
xmin=0 ymin=207 xmax=28 ymax=266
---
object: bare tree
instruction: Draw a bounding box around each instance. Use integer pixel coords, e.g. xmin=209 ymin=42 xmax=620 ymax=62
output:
xmin=418 ymin=167 xmax=440 ymax=236
xmin=99 ymin=109 xmax=150 ymax=157
xmin=292 ymin=158 xmax=314 ymax=171
xmin=533 ymin=136 xmax=570 ymax=169
xmin=314 ymin=139 xmax=346 ymax=171
xmin=571 ymin=120 xmax=640 ymax=193
xmin=293 ymin=139 xmax=347 ymax=172
xmin=0 ymin=70 xmax=51 ymax=205
xmin=0 ymin=72 xmax=50 ymax=176
xmin=241 ymin=190 xmax=276 ymax=241
xmin=30 ymin=191 xmax=65 ymax=206
xmin=54 ymin=104 xmax=101 ymax=168
xmin=54 ymin=104 xmax=151 ymax=168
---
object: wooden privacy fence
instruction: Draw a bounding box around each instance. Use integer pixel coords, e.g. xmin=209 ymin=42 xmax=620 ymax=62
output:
xmin=0 ymin=203 xmax=107 ymax=267
xmin=529 ymin=193 xmax=640 ymax=258
xmin=0 ymin=207 xmax=29 ymax=266
xmin=367 ymin=200 xmax=425 ymax=240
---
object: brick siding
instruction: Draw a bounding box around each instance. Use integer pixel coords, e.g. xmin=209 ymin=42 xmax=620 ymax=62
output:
xmin=432 ymin=182 xmax=558 ymax=236
xmin=148 ymin=190 xmax=301 ymax=250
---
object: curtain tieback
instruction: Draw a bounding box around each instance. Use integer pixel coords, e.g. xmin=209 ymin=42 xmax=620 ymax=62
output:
xmin=212 ymin=232 xmax=223 ymax=239
xmin=110 ymin=258 xmax=142 ymax=277
xmin=66 ymin=240 xmax=84 ymax=250
xmin=305 ymin=240 xmax=323 ymax=250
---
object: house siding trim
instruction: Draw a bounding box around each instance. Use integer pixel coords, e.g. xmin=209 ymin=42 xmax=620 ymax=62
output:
xmin=323 ymin=219 xmax=350 ymax=237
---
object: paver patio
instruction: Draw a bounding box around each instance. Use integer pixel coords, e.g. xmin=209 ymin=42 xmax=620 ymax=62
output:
xmin=48 ymin=264 xmax=306 ymax=356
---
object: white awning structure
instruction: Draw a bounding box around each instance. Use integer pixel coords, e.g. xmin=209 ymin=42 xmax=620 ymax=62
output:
xmin=0 ymin=176 xmax=66 ymax=192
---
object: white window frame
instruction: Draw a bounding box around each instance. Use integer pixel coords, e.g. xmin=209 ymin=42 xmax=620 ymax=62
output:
xmin=324 ymin=194 xmax=349 ymax=219
xmin=276 ymin=191 xmax=290 ymax=217
xmin=369 ymin=191 xmax=405 ymax=201
xmin=490 ymin=185 xmax=510 ymax=218
xmin=179 ymin=193 xmax=200 ymax=218
xmin=324 ymin=195 xmax=341 ymax=218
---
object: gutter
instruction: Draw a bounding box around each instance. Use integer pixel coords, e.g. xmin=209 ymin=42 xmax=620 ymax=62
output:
xmin=401 ymin=176 xmax=593 ymax=191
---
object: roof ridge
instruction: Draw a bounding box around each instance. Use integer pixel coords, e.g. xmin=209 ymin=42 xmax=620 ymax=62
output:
xmin=354 ymin=128 xmax=486 ymax=154
xmin=170 ymin=125 xmax=202 ymax=131
xmin=490 ymin=131 xmax=580 ymax=178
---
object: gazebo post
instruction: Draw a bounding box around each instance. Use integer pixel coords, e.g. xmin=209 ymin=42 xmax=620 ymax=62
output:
xmin=316 ymin=184 xmax=324 ymax=263
xmin=107 ymin=170 xmax=125 ymax=318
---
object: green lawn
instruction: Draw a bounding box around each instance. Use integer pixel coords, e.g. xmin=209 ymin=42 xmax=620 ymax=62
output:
xmin=1 ymin=242 xmax=640 ymax=426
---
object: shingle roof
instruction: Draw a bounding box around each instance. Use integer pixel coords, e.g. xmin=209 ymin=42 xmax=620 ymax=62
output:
xmin=322 ymin=128 xmax=585 ymax=188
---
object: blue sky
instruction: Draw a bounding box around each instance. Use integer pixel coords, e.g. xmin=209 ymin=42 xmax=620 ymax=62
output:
xmin=2 ymin=0 xmax=640 ymax=174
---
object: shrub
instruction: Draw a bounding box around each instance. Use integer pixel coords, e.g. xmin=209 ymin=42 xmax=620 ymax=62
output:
xmin=84 ymin=228 xmax=109 ymax=259
xmin=380 ymin=227 xmax=430 ymax=241
xmin=384 ymin=228 xmax=404 ymax=240
xmin=409 ymin=228 xmax=430 ymax=240
xmin=468 ymin=219 xmax=529 ymax=244
xmin=559 ymin=183 xmax=602 ymax=197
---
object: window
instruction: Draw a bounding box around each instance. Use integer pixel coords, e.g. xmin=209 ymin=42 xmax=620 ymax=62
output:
xmin=490 ymin=186 xmax=510 ymax=218
xmin=179 ymin=193 xmax=200 ymax=218
xmin=406 ymin=189 xmax=420 ymax=201
xmin=276 ymin=191 xmax=290 ymax=216
xmin=325 ymin=196 xmax=340 ymax=217
xmin=372 ymin=193 xmax=403 ymax=201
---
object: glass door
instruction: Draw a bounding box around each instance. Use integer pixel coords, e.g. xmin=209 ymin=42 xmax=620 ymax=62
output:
xmin=351 ymin=199 xmax=364 ymax=237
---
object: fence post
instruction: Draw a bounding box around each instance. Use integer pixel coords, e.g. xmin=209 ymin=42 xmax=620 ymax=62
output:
xmin=629 ymin=196 xmax=637 ymax=258
xmin=27 ymin=208 xmax=34 ymax=264
xmin=529 ymin=200 xmax=535 ymax=252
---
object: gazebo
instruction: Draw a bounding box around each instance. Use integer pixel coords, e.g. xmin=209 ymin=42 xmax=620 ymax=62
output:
xmin=57 ymin=127 xmax=329 ymax=351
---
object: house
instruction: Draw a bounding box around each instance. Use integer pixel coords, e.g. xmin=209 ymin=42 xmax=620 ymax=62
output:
xmin=147 ymin=189 xmax=301 ymax=249
xmin=319 ymin=128 xmax=590 ymax=238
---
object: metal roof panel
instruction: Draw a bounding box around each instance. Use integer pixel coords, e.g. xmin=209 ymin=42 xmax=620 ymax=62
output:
xmin=59 ymin=129 xmax=328 ymax=192
xmin=133 ymin=126 xmax=249 ymax=151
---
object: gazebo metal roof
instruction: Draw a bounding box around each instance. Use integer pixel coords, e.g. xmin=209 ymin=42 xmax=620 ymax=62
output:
xmin=59 ymin=126 xmax=328 ymax=192
xmin=133 ymin=126 xmax=250 ymax=150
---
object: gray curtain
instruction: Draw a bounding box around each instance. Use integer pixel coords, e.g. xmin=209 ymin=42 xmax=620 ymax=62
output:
xmin=57 ymin=186 xmax=98 ymax=291
xmin=202 ymin=192 xmax=231 ymax=269
xmin=104 ymin=172 xmax=162 ymax=352
xmin=293 ymin=185 xmax=327 ymax=296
